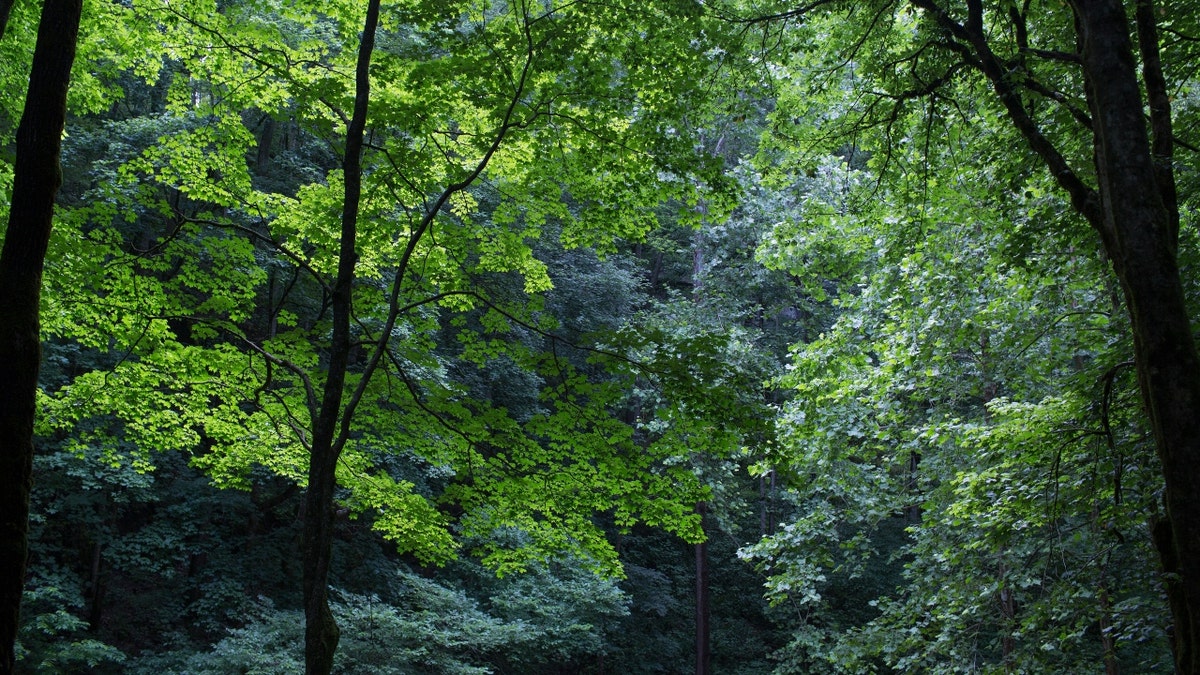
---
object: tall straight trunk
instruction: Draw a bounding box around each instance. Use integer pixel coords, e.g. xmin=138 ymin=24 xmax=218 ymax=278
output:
xmin=0 ymin=1 xmax=83 ymax=671
xmin=694 ymin=503 xmax=710 ymax=675
xmin=691 ymin=210 xmax=710 ymax=675
xmin=302 ymin=1 xmax=379 ymax=673
xmin=1071 ymin=1 xmax=1200 ymax=671
xmin=998 ymin=582 xmax=1016 ymax=672
xmin=1098 ymin=560 xmax=1120 ymax=675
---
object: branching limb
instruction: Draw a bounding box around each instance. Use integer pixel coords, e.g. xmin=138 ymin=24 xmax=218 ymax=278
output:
xmin=333 ymin=8 xmax=542 ymax=457
xmin=1135 ymin=0 xmax=1178 ymax=242
xmin=908 ymin=0 xmax=1102 ymax=227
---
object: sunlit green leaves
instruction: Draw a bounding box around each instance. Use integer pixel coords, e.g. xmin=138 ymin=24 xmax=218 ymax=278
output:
xmin=33 ymin=0 xmax=753 ymax=597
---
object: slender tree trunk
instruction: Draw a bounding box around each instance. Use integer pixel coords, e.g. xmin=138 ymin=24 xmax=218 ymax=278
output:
xmin=998 ymin=580 xmax=1016 ymax=672
xmin=1071 ymin=1 xmax=1200 ymax=671
xmin=0 ymin=1 xmax=83 ymax=671
xmin=86 ymin=542 xmax=104 ymax=630
xmin=691 ymin=206 xmax=710 ymax=675
xmin=694 ymin=503 xmax=710 ymax=675
xmin=1098 ymin=561 xmax=1120 ymax=675
xmin=759 ymin=475 xmax=767 ymax=537
xmin=302 ymin=1 xmax=379 ymax=673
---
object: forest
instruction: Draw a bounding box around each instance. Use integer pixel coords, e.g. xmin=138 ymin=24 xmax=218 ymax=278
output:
xmin=2 ymin=0 xmax=1199 ymax=673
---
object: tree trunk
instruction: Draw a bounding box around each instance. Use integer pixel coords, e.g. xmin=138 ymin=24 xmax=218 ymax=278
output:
xmin=301 ymin=1 xmax=379 ymax=673
xmin=256 ymin=117 xmax=275 ymax=174
xmin=0 ymin=2 xmax=82 ymax=672
xmin=1099 ymin=563 xmax=1120 ymax=675
xmin=694 ymin=503 xmax=710 ymax=675
xmin=1071 ymin=1 xmax=1200 ymax=671
xmin=0 ymin=0 xmax=13 ymax=41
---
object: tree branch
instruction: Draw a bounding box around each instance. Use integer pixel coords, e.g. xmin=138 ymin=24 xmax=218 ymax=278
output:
xmin=710 ymin=0 xmax=841 ymax=25
xmin=908 ymin=0 xmax=1102 ymax=227
xmin=333 ymin=7 xmax=543 ymax=457
xmin=1135 ymin=0 xmax=1178 ymax=242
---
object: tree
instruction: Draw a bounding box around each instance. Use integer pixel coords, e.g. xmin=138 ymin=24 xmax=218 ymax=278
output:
xmin=735 ymin=0 xmax=1200 ymax=669
xmin=31 ymin=0 xmax=748 ymax=672
xmin=0 ymin=1 xmax=83 ymax=671
xmin=744 ymin=138 xmax=1171 ymax=669
xmin=299 ymin=1 xmax=379 ymax=669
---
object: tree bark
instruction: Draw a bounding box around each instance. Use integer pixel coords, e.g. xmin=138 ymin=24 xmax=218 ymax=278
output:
xmin=1069 ymin=2 xmax=1200 ymax=671
xmin=302 ymin=1 xmax=379 ymax=673
xmin=694 ymin=503 xmax=710 ymax=675
xmin=0 ymin=1 xmax=83 ymax=671
xmin=0 ymin=0 xmax=12 ymax=42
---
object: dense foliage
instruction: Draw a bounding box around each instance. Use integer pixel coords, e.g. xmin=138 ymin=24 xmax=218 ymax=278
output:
xmin=2 ymin=0 xmax=1197 ymax=672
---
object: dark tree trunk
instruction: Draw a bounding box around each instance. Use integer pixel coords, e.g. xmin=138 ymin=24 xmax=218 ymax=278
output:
xmin=1099 ymin=558 xmax=1120 ymax=675
xmin=0 ymin=0 xmax=12 ymax=41
xmin=0 ymin=2 xmax=82 ymax=672
xmin=0 ymin=1 xmax=82 ymax=672
xmin=694 ymin=503 xmax=710 ymax=675
xmin=256 ymin=117 xmax=275 ymax=174
xmin=302 ymin=1 xmax=379 ymax=673
xmin=1070 ymin=2 xmax=1200 ymax=671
